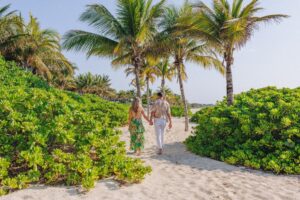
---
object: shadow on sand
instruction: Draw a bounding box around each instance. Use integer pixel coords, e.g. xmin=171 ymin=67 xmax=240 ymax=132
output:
xmin=137 ymin=142 xmax=300 ymax=181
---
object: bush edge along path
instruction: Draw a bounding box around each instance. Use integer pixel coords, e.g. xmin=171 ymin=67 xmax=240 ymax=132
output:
xmin=186 ymin=87 xmax=300 ymax=175
xmin=0 ymin=58 xmax=151 ymax=196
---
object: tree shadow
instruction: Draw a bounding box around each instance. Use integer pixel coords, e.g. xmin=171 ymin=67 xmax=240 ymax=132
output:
xmin=144 ymin=142 xmax=300 ymax=179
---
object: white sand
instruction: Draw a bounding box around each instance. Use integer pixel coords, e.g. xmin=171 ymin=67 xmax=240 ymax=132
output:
xmin=1 ymin=117 xmax=299 ymax=200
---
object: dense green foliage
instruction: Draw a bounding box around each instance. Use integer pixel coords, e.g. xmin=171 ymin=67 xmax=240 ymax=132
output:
xmin=171 ymin=106 xmax=192 ymax=118
xmin=0 ymin=58 xmax=150 ymax=195
xmin=186 ymin=87 xmax=300 ymax=174
xmin=191 ymin=108 xmax=206 ymax=123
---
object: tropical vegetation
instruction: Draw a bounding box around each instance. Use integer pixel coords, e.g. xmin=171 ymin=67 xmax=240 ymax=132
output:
xmin=74 ymin=72 xmax=115 ymax=98
xmin=171 ymin=105 xmax=192 ymax=118
xmin=63 ymin=0 xmax=166 ymax=98
xmin=0 ymin=1 xmax=292 ymax=195
xmin=0 ymin=57 xmax=151 ymax=196
xmin=154 ymin=59 xmax=175 ymax=93
xmin=0 ymin=13 xmax=75 ymax=84
xmin=192 ymin=0 xmax=288 ymax=105
xmin=62 ymin=0 xmax=287 ymax=126
xmin=186 ymin=87 xmax=300 ymax=174
xmin=148 ymin=2 xmax=225 ymax=131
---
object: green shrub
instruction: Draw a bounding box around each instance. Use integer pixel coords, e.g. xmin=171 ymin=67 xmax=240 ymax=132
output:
xmin=0 ymin=58 xmax=151 ymax=195
xmin=171 ymin=106 xmax=192 ymax=117
xmin=185 ymin=87 xmax=300 ymax=174
xmin=190 ymin=109 xmax=203 ymax=123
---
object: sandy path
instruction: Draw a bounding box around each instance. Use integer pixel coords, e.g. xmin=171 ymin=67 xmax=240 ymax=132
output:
xmin=1 ymin=117 xmax=299 ymax=200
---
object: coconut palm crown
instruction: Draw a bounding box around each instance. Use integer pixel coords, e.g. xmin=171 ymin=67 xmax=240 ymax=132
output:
xmin=63 ymin=0 xmax=166 ymax=98
xmin=157 ymin=2 xmax=224 ymax=131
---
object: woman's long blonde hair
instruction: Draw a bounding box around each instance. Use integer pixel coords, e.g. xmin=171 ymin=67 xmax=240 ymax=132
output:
xmin=130 ymin=97 xmax=142 ymax=113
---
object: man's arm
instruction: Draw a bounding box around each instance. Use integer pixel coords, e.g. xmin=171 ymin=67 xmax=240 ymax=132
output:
xmin=150 ymin=111 xmax=155 ymax=125
xmin=167 ymin=104 xmax=172 ymax=129
xmin=150 ymin=103 xmax=156 ymax=126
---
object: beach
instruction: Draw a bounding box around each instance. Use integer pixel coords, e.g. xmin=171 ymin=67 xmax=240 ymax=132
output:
xmin=1 ymin=117 xmax=299 ymax=200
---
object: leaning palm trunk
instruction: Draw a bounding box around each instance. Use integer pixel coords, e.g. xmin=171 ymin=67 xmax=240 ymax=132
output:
xmin=146 ymin=76 xmax=151 ymax=118
xmin=224 ymin=49 xmax=234 ymax=106
xmin=175 ymin=58 xmax=189 ymax=132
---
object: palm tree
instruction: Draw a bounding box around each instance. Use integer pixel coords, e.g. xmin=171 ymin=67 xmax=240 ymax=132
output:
xmin=63 ymin=0 xmax=166 ymax=98
xmin=154 ymin=59 xmax=175 ymax=94
xmin=158 ymin=2 xmax=224 ymax=131
xmin=125 ymin=66 xmax=146 ymax=91
xmin=193 ymin=0 xmax=288 ymax=105
xmin=125 ymin=62 xmax=158 ymax=117
xmin=141 ymin=64 xmax=158 ymax=117
xmin=75 ymin=72 xmax=114 ymax=97
xmin=1 ymin=15 xmax=74 ymax=81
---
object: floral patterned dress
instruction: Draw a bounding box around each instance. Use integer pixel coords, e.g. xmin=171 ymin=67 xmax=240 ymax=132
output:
xmin=129 ymin=110 xmax=145 ymax=151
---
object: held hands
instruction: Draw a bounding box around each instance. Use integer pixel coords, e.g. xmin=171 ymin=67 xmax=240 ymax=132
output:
xmin=149 ymin=120 xmax=154 ymax=126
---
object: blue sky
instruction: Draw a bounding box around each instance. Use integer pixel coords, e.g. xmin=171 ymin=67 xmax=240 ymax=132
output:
xmin=3 ymin=0 xmax=300 ymax=103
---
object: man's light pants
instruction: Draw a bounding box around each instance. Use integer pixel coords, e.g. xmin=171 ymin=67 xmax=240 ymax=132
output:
xmin=154 ymin=118 xmax=167 ymax=149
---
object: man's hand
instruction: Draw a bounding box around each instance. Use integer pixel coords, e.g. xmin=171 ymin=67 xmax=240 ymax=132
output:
xmin=150 ymin=121 xmax=154 ymax=126
xmin=168 ymin=122 xmax=172 ymax=129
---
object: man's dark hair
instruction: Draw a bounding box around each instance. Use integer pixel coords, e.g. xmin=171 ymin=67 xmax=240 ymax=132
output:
xmin=157 ymin=92 xmax=163 ymax=98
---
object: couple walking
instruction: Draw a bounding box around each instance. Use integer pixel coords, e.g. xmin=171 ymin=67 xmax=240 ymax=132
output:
xmin=128 ymin=92 xmax=172 ymax=156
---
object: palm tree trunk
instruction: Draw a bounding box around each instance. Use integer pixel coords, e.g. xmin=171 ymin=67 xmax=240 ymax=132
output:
xmin=175 ymin=58 xmax=189 ymax=132
xmin=146 ymin=76 xmax=150 ymax=118
xmin=225 ymin=50 xmax=234 ymax=106
xmin=134 ymin=56 xmax=142 ymax=98
xmin=161 ymin=76 xmax=165 ymax=94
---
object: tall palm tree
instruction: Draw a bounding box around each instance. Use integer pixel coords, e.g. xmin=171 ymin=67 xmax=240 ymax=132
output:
xmin=154 ymin=59 xmax=175 ymax=94
xmin=1 ymin=15 xmax=74 ymax=81
xmin=75 ymin=72 xmax=114 ymax=97
xmin=193 ymin=0 xmax=288 ymax=105
xmin=158 ymin=2 xmax=224 ymax=131
xmin=63 ymin=0 xmax=166 ymax=98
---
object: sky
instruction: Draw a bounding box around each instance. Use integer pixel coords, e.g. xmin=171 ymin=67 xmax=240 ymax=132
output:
xmin=2 ymin=0 xmax=300 ymax=103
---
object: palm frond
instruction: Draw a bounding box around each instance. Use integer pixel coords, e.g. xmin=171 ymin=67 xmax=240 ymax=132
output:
xmin=63 ymin=30 xmax=118 ymax=58
xmin=187 ymin=54 xmax=224 ymax=75
xmin=0 ymin=4 xmax=16 ymax=18
xmin=251 ymin=14 xmax=289 ymax=24
xmin=80 ymin=4 xmax=126 ymax=38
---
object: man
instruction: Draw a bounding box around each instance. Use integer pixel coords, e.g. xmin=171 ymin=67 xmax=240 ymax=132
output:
xmin=150 ymin=92 xmax=172 ymax=155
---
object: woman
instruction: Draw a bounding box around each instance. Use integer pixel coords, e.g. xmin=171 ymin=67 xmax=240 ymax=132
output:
xmin=128 ymin=97 xmax=150 ymax=156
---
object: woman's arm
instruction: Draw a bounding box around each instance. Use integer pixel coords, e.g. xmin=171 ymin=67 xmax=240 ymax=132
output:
xmin=128 ymin=110 xmax=132 ymax=125
xmin=141 ymin=110 xmax=150 ymax=123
